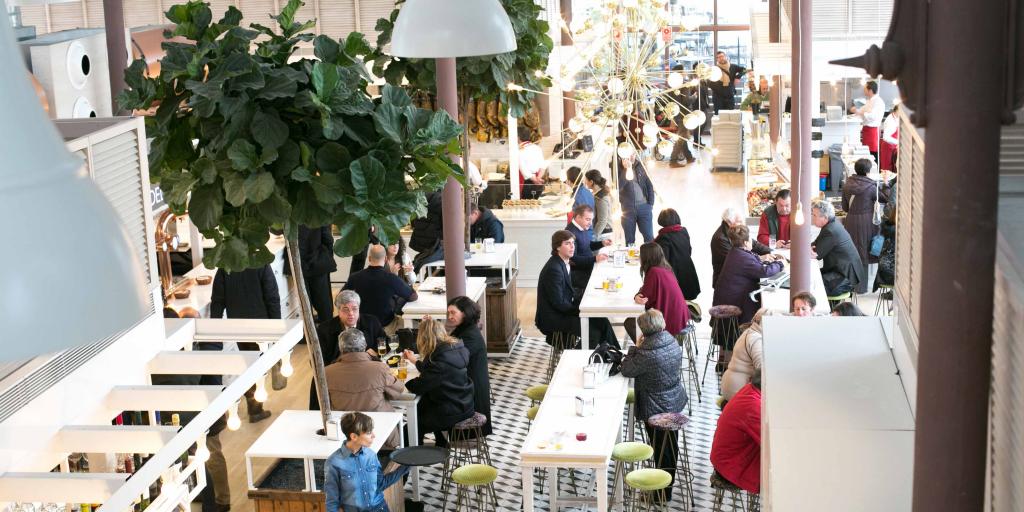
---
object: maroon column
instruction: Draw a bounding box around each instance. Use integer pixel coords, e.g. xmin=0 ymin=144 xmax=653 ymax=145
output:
xmin=911 ymin=2 xmax=1002 ymax=510
xmin=103 ymin=0 xmax=128 ymax=114
xmin=788 ymin=0 xmax=813 ymax=297
xmin=436 ymin=57 xmax=467 ymax=299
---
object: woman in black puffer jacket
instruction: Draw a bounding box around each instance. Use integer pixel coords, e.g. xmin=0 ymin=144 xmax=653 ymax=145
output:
xmin=620 ymin=309 xmax=687 ymax=500
xmin=404 ymin=318 xmax=475 ymax=447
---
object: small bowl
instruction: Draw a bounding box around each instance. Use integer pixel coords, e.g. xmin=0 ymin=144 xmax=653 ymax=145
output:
xmin=173 ymin=289 xmax=191 ymax=299
xmin=195 ymin=275 xmax=212 ymax=285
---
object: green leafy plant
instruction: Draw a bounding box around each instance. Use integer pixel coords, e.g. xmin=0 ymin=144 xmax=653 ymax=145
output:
xmin=368 ymin=0 xmax=554 ymax=118
xmin=118 ymin=0 xmax=464 ymax=273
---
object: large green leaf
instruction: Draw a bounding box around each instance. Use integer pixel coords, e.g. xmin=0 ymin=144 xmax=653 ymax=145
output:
xmin=244 ymin=171 xmax=276 ymax=202
xmin=252 ymin=110 xmax=289 ymax=152
xmin=381 ymin=84 xmax=412 ymax=107
xmin=333 ymin=219 xmax=370 ymax=256
xmin=315 ymin=142 xmax=352 ymax=172
xmin=227 ymin=139 xmax=260 ymax=170
xmin=372 ymin=104 xmax=404 ymax=143
xmin=188 ymin=183 xmax=225 ymax=230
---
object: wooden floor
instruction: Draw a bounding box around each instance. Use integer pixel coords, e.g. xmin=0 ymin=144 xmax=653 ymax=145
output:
xmin=216 ymin=149 xmax=882 ymax=510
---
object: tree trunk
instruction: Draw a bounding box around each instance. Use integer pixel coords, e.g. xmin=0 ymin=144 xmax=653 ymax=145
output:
xmin=285 ymin=227 xmax=331 ymax=431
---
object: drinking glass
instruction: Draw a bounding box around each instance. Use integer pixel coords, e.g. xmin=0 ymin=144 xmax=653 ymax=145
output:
xmin=769 ymin=235 xmax=777 ymax=249
xmin=377 ymin=338 xmax=388 ymax=356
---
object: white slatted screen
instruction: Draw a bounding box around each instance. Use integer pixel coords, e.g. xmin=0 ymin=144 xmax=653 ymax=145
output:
xmin=894 ymin=109 xmax=923 ymax=348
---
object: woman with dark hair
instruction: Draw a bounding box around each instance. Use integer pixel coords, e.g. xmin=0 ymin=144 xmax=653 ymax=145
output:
xmin=385 ymin=237 xmax=414 ymax=284
xmin=626 ymin=243 xmax=690 ymax=342
xmin=790 ymin=291 xmax=817 ymax=316
xmin=585 ymin=169 xmax=614 ymax=238
xmin=841 ymin=158 xmax=891 ymax=294
xmin=654 ymin=208 xmax=701 ymax=300
xmin=831 ymin=302 xmax=866 ymax=317
xmin=446 ymin=296 xmax=492 ymax=436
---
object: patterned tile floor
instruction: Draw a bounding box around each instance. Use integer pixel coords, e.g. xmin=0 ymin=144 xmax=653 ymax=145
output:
xmin=406 ymin=332 xmax=743 ymax=511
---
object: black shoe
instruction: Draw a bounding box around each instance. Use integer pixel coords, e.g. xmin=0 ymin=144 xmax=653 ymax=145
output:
xmin=249 ymin=409 xmax=272 ymax=423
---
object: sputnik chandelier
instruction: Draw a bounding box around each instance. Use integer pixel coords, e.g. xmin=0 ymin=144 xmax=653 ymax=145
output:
xmin=509 ymin=0 xmax=725 ymax=181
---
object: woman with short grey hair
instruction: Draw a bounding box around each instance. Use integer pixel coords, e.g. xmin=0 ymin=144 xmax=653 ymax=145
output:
xmin=619 ymin=309 xmax=687 ymax=500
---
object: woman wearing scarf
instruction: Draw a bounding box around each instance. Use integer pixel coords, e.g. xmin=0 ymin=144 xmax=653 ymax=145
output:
xmin=654 ymin=208 xmax=701 ymax=300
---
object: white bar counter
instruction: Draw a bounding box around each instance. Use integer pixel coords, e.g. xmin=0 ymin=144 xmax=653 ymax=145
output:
xmin=401 ymin=276 xmax=487 ymax=328
xmin=493 ymin=208 xmax=568 ymax=287
xmin=578 ymin=257 xmax=645 ymax=349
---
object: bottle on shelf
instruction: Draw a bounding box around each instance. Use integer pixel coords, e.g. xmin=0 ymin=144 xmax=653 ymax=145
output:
xmin=78 ymin=453 xmax=89 ymax=473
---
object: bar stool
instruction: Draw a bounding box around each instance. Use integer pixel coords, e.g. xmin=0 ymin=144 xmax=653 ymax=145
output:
xmin=686 ymin=301 xmax=703 ymax=358
xmin=547 ymin=331 xmax=579 ymax=380
xmin=624 ymin=468 xmax=673 ymax=512
xmin=827 ymin=291 xmax=852 ymax=310
xmin=452 ymin=464 xmax=498 ymax=511
xmin=525 ymin=384 xmax=548 ymax=406
xmin=645 ymin=412 xmax=695 ymax=508
xmin=624 ymin=389 xmax=646 ymax=442
xmin=609 ymin=441 xmax=654 ymax=509
xmin=706 ymin=305 xmax=742 ymax=386
xmin=875 ymin=284 xmax=894 ymax=315
xmin=441 ymin=413 xmax=491 ymax=510
xmin=675 ymin=324 xmax=702 ymax=414
xmin=710 ymin=471 xmax=751 ymax=511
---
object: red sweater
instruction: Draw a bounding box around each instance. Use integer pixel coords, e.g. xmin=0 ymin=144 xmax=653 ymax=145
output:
xmin=711 ymin=383 xmax=762 ymax=493
xmin=639 ymin=266 xmax=689 ymax=335
xmin=757 ymin=212 xmax=790 ymax=245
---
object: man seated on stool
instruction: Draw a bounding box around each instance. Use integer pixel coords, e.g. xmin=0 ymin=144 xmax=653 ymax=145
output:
xmin=309 ymin=290 xmax=385 ymax=409
xmin=756 ymin=189 xmax=791 ymax=248
xmin=711 ymin=371 xmax=762 ymax=495
xmin=324 ymin=328 xmax=405 ymax=448
xmin=565 ymin=204 xmax=612 ymax=293
xmin=344 ymin=245 xmax=418 ymax=334
xmin=325 ymin=412 xmax=409 ymax=512
xmin=469 ymin=199 xmax=505 ymax=243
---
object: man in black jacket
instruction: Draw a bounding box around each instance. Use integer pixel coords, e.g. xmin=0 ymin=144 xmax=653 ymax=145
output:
xmin=469 ymin=204 xmax=505 ymax=243
xmin=286 ymin=224 xmax=337 ymax=323
xmin=210 ymin=264 xmax=279 ymax=422
xmin=565 ymin=204 xmax=611 ymax=293
xmin=711 ymin=208 xmax=771 ymax=289
xmin=410 ymin=190 xmax=445 ymax=272
xmin=709 ymin=51 xmax=746 ymax=113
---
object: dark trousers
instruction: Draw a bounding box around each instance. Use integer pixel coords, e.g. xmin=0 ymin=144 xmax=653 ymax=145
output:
xmin=621 ymin=205 xmax=654 ymax=245
xmin=670 ymin=124 xmax=694 ymax=163
xmin=238 ymin=342 xmax=265 ymax=414
xmin=646 ymin=424 xmax=679 ymax=501
xmin=304 ymin=273 xmax=333 ymax=323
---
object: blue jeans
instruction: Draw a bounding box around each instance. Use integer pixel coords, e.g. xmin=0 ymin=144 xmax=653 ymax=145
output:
xmin=621 ymin=205 xmax=654 ymax=245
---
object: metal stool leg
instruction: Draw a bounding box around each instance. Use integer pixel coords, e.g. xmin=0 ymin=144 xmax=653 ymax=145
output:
xmin=679 ymin=430 xmax=695 ymax=508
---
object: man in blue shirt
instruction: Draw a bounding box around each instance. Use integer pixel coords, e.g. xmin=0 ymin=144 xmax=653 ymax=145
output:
xmin=325 ymin=412 xmax=409 ymax=512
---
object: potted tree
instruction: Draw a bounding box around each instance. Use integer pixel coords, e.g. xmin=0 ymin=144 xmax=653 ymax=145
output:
xmin=118 ymin=0 xmax=464 ymax=427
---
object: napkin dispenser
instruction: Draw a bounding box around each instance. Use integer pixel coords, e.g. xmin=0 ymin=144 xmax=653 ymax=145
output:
xmin=484 ymin=238 xmax=496 ymax=253
xmin=575 ymin=394 xmax=595 ymax=417
xmin=326 ymin=417 xmax=342 ymax=441
xmin=613 ymin=250 xmax=627 ymax=268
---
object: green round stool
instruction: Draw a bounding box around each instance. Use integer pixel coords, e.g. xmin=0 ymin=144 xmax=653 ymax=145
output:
xmin=625 ymin=468 xmax=673 ymax=511
xmin=525 ymin=384 xmax=548 ymax=405
xmin=828 ymin=291 xmax=853 ymax=310
xmin=623 ymin=389 xmax=645 ymax=442
xmin=875 ymin=284 xmax=894 ymax=316
xmin=526 ymin=405 xmax=540 ymax=421
xmin=452 ymin=464 xmax=498 ymax=511
xmin=626 ymin=389 xmax=635 ymax=404
xmin=610 ymin=442 xmax=654 ymax=509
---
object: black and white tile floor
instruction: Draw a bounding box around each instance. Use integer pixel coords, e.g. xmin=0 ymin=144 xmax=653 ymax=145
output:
xmin=407 ymin=332 xmax=738 ymax=511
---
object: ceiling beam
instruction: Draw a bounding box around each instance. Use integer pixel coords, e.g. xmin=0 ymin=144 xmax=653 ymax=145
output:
xmin=54 ymin=425 xmax=179 ymax=454
xmin=148 ymin=350 xmax=259 ymax=375
xmin=105 ymin=385 xmax=222 ymax=411
xmin=0 ymin=472 xmax=128 ymax=502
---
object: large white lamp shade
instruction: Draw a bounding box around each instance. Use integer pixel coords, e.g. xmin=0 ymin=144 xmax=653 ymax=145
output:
xmin=389 ymin=0 xmax=517 ymax=58
xmin=0 ymin=2 xmax=148 ymax=361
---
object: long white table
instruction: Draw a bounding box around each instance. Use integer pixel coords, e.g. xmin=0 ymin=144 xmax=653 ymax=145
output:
xmin=420 ymin=242 xmax=519 ymax=289
xmin=520 ymin=350 xmax=630 ymax=511
xmin=578 ymin=258 xmax=645 ymax=349
xmin=401 ymin=276 xmax=487 ymax=328
xmin=245 ymin=410 xmax=403 ymax=492
xmin=761 ymin=316 xmax=914 ymax=511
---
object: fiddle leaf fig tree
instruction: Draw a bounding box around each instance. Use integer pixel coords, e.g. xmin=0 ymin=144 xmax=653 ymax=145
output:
xmin=118 ymin=0 xmax=464 ymax=273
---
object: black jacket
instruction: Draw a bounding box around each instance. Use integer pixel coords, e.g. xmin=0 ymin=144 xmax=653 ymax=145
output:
xmin=616 ymin=159 xmax=656 ymax=213
xmin=813 ymin=219 xmax=866 ymax=294
xmin=287 ymin=225 xmax=337 ymax=277
xmin=406 ymin=341 xmax=475 ymax=430
xmin=452 ymin=323 xmax=493 ymax=436
xmin=210 ymin=265 xmax=281 ymax=319
xmin=410 ymin=191 xmax=444 ymax=253
xmin=655 ymin=227 xmax=701 ymax=300
xmin=711 ymin=221 xmax=770 ymax=288
xmin=470 ymin=207 xmax=505 ymax=243
xmin=619 ymin=330 xmax=687 ymax=420
xmin=566 ymin=221 xmax=604 ymax=290
xmin=535 ymin=255 xmax=579 ymax=336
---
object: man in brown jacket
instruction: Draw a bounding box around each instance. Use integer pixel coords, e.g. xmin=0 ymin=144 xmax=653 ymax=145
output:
xmin=326 ymin=328 xmax=406 ymax=447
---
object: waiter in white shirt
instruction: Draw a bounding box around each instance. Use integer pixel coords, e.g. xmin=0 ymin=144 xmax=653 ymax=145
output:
xmin=850 ymin=80 xmax=885 ymax=163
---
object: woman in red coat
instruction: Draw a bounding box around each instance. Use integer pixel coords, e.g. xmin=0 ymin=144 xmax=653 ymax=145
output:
xmin=711 ymin=374 xmax=762 ymax=494
xmin=625 ymin=243 xmax=689 ymax=342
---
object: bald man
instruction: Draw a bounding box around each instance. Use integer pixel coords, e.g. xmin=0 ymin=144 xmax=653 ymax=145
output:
xmin=342 ymin=244 xmax=418 ymax=331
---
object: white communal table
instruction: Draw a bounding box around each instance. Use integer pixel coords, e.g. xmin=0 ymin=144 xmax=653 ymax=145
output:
xmin=578 ymin=258 xmax=645 ymax=349
xmin=401 ymin=276 xmax=487 ymax=328
xmin=520 ymin=350 xmax=630 ymax=512
xmin=245 ymin=410 xmax=403 ymax=492
xmin=420 ymin=243 xmax=519 ymax=289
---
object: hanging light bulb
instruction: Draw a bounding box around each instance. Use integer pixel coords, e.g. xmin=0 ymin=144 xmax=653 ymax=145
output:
xmin=683 ymin=112 xmax=701 ymax=130
xmin=643 ymin=134 xmax=657 ymax=147
xmin=617 ymin=142 xmax=636 ymax=159
xmin=642 ymin=122 xmax=659 ymax=137
xmin=667 ymin=72 xmax=685 ymax=89
xmin=708 ymin=66 xmax=723 ymax=82
xmin=227 ymin=402 xmax=242 ymax=431
xmin=254 ymin=376 xmax=268 ymax=402
xmin=622 ymin=0 xmax=638 ymax=8
xmin=608 ymin=77 xmax=625 ymax=95
xmin=656 ymin=139 xmax=673 ymax=156
xmin=613 ymin=102 xmax=627 ymax=115
xmin=711 ymin=147 xmax=720 ymax=156
xmin=794 ymin=203 xmax=806 ymax=226
xmin=693 ymin=110 xmax=706 ymax=125
xmin=663 ymin=102 xmax=680 ymax=118
xmin=194 ymin=440 xmax=210 ymax=463
xmin=622 ymin=102 xmax=634 ymax=115
xmin=280 ymin=352 xmax=294 ymax=377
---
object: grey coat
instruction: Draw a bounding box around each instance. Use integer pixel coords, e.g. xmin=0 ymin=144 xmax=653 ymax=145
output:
xmin=619 ymin=330 xmax=687 ymax=420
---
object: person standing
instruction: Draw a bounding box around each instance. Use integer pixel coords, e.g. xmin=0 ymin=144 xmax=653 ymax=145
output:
xmin=711 ymin=208 xmax=771 ymax=289
xmin=616 ymin=154 xmax=656 ymax=245
xmin=210 ymin=265 xmax=280 ymax=423
xmin=585 ymin=170 xmax=614 ymax=238
xmin=447 ymin=296 xmax=493 ymax=437
xmin=343 ymin=245 xmax=418 ymax=333
xmin=288 ymin=224 xmax=337 ymax=323
xmin=654 ymin=208 xmax=701 ymax=300
xmin=755 ymin=190 xmax=792 ymax=248
xmin=565 ymin=204 xmax=611 ymax=292
xmin=668 ymin=66 xmax=697 ymax=168
xmin=841 ymin=159 xmax=892 ymax=293
xmin=619 ymin=309 xmax=687 ymax=501
xmin=880 ymin=104 xmax=900 ymax=172
xmin=850 ymin=80 xmax=885 ymax=163
xmin=518 ymin=126 xmax=546 ymax=199
xmin=810 ymin=200 xmax=866 ymax=297
xmin=710 ymin=51 xmax=746 ymax=113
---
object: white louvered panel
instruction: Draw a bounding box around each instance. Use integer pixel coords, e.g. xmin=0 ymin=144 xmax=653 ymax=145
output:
xmin=48 ymin=2 xmax=87 ymax=32
xmin=89 ymin=131 xmax=152 ymax=285
xmin=894 ymin=114 xmax=915 ymax=322
xmin=83 ymin=0 xmax=105 ymax=29
xmin=850 ymin=0 xmax=894 ymax=35
xmin=18 ymin=6 xmax=49 ymax=34
xmin=989 ymin=260 xmax=1024 ymax=512
xmin=123 ymin=0 xmax=161 ymax=30
xmin=1000 ymin=123 xmax=1024 ymax=175
xmin=318 ymin=0 xmax=357 ymax=40
xmin=238 ymin=0 xmax=279 ymax=30
xmin=811 ymin=0 xmax=850 ymax=37
xmin=358 ymin=0 xmax=393 ymax=40
xmin=909 ymin=136 xmax=924 ymax=330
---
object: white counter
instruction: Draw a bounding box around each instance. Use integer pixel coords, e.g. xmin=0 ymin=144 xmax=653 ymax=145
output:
xmin=402 ymin=276 xmax=487 ymax=328
xmin=493 ymin=209 xmax=568 ymax=287
xmin=578 ymin=258 xmax=645 ymax=349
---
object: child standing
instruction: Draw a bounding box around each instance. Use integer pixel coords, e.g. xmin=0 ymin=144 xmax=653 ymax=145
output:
xmin=324 ymin=412 xmax=409 ymax=512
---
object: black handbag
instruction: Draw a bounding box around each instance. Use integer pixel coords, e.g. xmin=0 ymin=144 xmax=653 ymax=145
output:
xmin=589 ymin=343 xmax=624 ymax=376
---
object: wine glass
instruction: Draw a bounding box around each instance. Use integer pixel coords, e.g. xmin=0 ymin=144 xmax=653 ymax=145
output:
xmin=388 ymin=335 xmax=399 ymax=354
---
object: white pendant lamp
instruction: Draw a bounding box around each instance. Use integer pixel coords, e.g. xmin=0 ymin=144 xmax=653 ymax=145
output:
xmin=0 ymin=2 xmax=148 ymax=361
xmin=389 ymin=0 xmax=517 ymax=58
